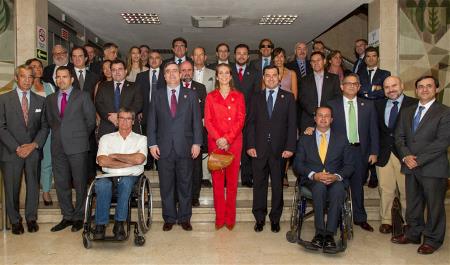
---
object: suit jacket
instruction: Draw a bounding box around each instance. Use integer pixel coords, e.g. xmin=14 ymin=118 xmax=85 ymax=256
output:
xmin=0 ymin=90 xmax=48 ymax=161
xmin=395 ymin=101 xmax=450 ymax=178
xmin=246 ymin=89 xmax=297 ymax=158
xmin=249 ymin=58 xmax=271 ymax=76
xmin=71 ymin=68 xmax=100 ymax=100
xmin=189 ymin=81 xmax=207 ymax=118
xmin=231 ymin=63 xmax=260 ymax=105
xmin=352 ymin=57 xmax=366 ymax=74
xmin=294 ymin=130 xmax=354 ymax=186
xmin=357 ymin=67 xmax=391 ymax=100
xmin=375 ymin=95 xmax=418 ymax=167
xmin=286 ymin=59 xmax=313 ymax=81
xmin=135 ymin=69 xmax=166 ymax=126
xmin=194 ymin=67 xmax=215 ymax=93
xmin=147 ymin=86 xmax=202 ymax=159
xmin=95 ymin=80 xmax=144 ymax=138
xmin=298 ymin=72 xmax=341 ymax=131
xmin=328 ymin=97 xmax=379 ymax=158
xmin=42 ymin=63 xmax=74 ymax=88
xmin=45 ymin=88 xmax=96 ymax=155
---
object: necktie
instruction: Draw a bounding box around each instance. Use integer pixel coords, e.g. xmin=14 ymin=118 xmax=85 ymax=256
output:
xmin=412 ymin=106 xmax=425 ymax=133
xmin=267 ymin=90 xmax=274 ymax=118
xmin=263 ymin=58 xmax=269 ymax=69
xmin=388 ymin=101 xmax=399 ymax=129
xmin=348 ymin=100 xmax=358 ymax=143
xmin=177 ymin=58 xmax=182 ymax=65
xmin=114 ymin=82 xmax=121 ymax=112
xmin=170 ymin=89 xmax=177 ymax=117
xmin=150 ymin=70 xmax=157 ymax=102
xmin=354 ymin=58 xmax=361 ymax=73
xmin=319 ymin=133 xmax=328 ymax=164
xmin=300 ymin=61 xmax=306 ymax=77
xmin=238 ymin=67 xmax=243 ymax=82
xmin=184 ymin=82 xmax=190 ymax=88
xmin=368 ymin=69 xmax=374 ymax=84
xmin=78 ymin=70 xmax=85 ymax=90
xmin=21 ymin=92 xmax=28 ymax=126
xmin=60 ymin=92 xmax=67 ymax=118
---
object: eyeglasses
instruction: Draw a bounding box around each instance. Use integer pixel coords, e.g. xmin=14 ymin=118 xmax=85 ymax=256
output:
xmin=342 ymin=82 xmax=360 ymax=87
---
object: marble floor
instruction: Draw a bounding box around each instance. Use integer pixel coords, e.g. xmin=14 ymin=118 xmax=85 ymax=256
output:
xmin=1 ymin=220 xmax=449 ymax=265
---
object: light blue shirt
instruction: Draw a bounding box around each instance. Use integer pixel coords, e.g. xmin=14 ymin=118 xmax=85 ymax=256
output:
xmin=296 ymin=58 xmax=306 ymax=70
xmin=307 ymin=128 xmax=342 ymax=181
xmin=384 ymin=94 xmax=404 ymax=127
xmin=57 ymin=86 xmax=74 ymax=112
xmin=167 ymin=85 xmax=180 ymax=106
xmin=265 ymin=86 xmax=279 ymax=108
xmin=414 ymin=98 xmax=435 ymax=122
xmin=261 ymin=57 xmax=271 ymax=69
xmin=16 ymin=87 xmax=30 ymax=108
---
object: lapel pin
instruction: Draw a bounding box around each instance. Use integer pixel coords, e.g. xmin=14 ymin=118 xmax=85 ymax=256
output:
xmin=184 ymin=94 xmax=188 ymax=99
xmin=281 ymin=94 xmax=284 ymax=98
xmin=361 ymin=102 xmax=364 ymax=106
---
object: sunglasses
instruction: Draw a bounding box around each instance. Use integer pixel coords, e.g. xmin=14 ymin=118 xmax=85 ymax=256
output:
xmin=260 ymin=45 xmax=273 ymax=49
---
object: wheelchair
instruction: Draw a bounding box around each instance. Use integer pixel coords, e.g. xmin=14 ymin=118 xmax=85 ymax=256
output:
xmin=82 ymin=174 xmax=153 ymax=249
xmin=286 ymin=179 xmax=353 ymax=253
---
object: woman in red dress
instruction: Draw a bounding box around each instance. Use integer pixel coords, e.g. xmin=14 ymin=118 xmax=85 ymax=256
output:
xmin=205 ymin=63 xmax=246 ymax=230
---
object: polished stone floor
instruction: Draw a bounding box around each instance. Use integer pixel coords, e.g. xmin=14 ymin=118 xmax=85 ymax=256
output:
xmin=1 ymin=220 xmax=449 ymax=265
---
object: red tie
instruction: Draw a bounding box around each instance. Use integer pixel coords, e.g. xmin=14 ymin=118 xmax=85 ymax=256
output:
xmin=170 ymin=89 xmax=177 ymax=118
xmin=60 ymin=92 xmax=67 ymax=118
xmin=184 ymin=82 xmax=190 ymax=88
xmin=238 ymin=67 xmax=243 ymax=82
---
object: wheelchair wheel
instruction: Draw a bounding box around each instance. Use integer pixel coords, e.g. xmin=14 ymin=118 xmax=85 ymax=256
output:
xmin=134 ymin=235 xmax=146 ymax=246
xmin=83 ymin=232 xmax=92 ymax=249
xmin=286 ymin=184 xmax=299 ymax=243
xmin=83 ymin=181 xmax=97 ymax=237
xmin=137 ymin=175 xmax=153 ymax=233
xmin=344 ymin=189 xmax=354 ymax=240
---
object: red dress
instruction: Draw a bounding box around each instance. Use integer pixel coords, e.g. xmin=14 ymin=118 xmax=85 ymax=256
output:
xmin=205 ymin=89 xmax=246 ymax=226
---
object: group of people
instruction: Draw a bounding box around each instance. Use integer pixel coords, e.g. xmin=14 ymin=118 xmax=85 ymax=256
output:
xmin=0 ymin=36 xmax=448 ymax=255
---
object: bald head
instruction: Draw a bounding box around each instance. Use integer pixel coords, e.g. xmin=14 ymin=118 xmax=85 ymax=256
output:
xmin=383 ymin=76 xmax=404 ymax=100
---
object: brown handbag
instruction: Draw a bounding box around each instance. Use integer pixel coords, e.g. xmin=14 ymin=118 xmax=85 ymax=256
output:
xmin=207 ymin=150 xmax=234 ymax=171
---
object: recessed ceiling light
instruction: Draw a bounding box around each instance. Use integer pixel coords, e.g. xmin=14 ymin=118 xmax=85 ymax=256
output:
xmin=259 ymin=14 xmax=298 ymax=25
xmin=121 ymin=13 xmax=161 ymax=24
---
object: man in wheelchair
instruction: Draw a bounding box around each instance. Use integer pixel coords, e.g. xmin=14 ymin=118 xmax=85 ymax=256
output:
xmin=94 ymin=108 xmax=147 ymax=240
xmin=294 ymin=106 xmax=354 ymax=253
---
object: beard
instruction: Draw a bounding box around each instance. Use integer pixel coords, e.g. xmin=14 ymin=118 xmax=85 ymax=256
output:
xmin=54 ymin=57 xmax=68 ymax=67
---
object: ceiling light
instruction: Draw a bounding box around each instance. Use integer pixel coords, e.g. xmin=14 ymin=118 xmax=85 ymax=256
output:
xmin=121 ymin=13 xmax=161 ymax=24
xmin=259 ymin=14 xmax=298 ymax=25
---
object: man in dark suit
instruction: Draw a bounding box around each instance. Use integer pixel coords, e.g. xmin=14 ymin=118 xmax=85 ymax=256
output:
xmin=43 ymin=44 xmax=73 ymax=87
xmin=95 ymin=59 xmax=143 ymax=139
xmin=162 ymin=37 xmax=193 ymax=66
xmin=249 ymin=38 xmax=274 ymax=76
xmin=231 ymin=43 xmax=261 ymax=187
xmin=45 ymin=66 xmax=96 ymax=232
xmin=299 ymin=51 xmax=341 ymax=132
xmin=207 ymin=43 xmax=232 ymax=70
xmin=246 ymin=65 xmax=296 ymax=233
xmin=148 ymin=62 xmax=202 ymax=231
xmin=179 ymin=60 xmax=207 ymax=207
xmin=286 ymin=42 xmax=313 ymax=81
xmin=352 ymin=39 xmax=367 ymax=73
xmin=0 ymin=65 xmax=48 ymax=234
xmin=357 ymin=47 xmax=391 ymax=101
xmin=295 ymin=106 xmax=353 ymax=253
xmin=392 ymin=76 xmax=450 ymax=255
xmin=327 ymin=73 xmax=379 ymax=232
xmin=375 ymin=76 xmax=418 ymax=234
xmin=89 ymin=42 xmax=119 ymax=76
xmin=83 ymin=43 xmax=98 ymax=72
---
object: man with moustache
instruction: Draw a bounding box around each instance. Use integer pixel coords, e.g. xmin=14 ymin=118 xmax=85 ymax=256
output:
xmin=286 ymin=42 xmax=313 ymax=80
xmin=43 ymin=45 xmax=73 ymax=87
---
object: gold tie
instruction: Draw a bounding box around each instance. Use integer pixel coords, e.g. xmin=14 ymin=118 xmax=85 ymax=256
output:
xmin=319 ymin=133 xmax=328 ymax=164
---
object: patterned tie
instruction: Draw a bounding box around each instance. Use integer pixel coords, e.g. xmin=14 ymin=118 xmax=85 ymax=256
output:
xmin=114 ymin=82 xmax=121 ymax=112
xmin=412 ymin=106 xmax=425 ymax=133
xmin=348 ymin=100 xmax=358 ymax=143
xmin=184 ymin=82 xmax=190 ymax=88
xmin=263 ymin=58 xmax=269 ymax=69
xmin=60 ymin=92 xmax=67 ymax=118
xmin=388 ymin=101 xmax=399 ymax=129
xmin=267 ymin=89 xmax=274 ymax=118
xmin=78 ymin=70 xmax=85 ymax=90
xmin=177 ymin=58 xmax=182 ymax=65
xmin=238 ymin=67 xmax=243 ymax=82
xmin=299 ymin=61 xmax=306 ymax=77
xmin=21 ymin=92 xmax=28 ymax=126
xmin=170 ymin=89 xmax=177 ymax=117
xmin=319 ymin=133 xmax=328 ymax=164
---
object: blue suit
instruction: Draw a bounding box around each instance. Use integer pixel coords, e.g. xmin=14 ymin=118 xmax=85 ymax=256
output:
xmin=357 ymin=68 xmax=390 ymax=100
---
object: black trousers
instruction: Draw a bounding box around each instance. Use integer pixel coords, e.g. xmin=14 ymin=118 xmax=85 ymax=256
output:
xmin=349 ymin=146 xmax=368 ymax=223
xmin=240 ymin=125 xmax=253 ymax=183
xmin=191 ymin=153 xmax=203 ymax=200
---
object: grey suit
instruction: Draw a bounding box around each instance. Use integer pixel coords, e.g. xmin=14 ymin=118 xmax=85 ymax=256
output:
xmin=395 ymin=101 xmax=450 ymax=249
xmin=0 ymin=89 xmax=48 ymax=224
xmin=45 ymin=87 xmax=96 ymax=221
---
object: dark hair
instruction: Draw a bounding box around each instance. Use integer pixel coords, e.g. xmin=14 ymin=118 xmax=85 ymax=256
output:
xmin=111 ymin=59 xmax=126 ymax=69
xmin=216 ymin=43 xmax=229 ymax=52
xmin=118 ymin=107 xmax=136 ymax=120
xmin=259 ymin=38 xmax=274 ymax=49
xmin=234 ymin=43 xmax=250 ymax=54
xmin=263 ymin=65 xmax=279 ymax=75
xmin=100 ymin=60 xmax=112 ymax=81
xmin=163 ymin=61 xmax=178 ymax=72
xmin=139 ymin=44 xmax=150 ymax=51
xmin=71 ymin=46 xmax=88 ymax=58
xmin=214 ymin=63 xmax=235 ymax=89
xmin=326 ymin=50 xmax=347 ymax=71
xmin=83 ymin=43 xmax=96 ymax=49
xmin=192 ymin=46 xmax=206 ymax=54
xmin=315 ymin=105 xmax=333 ymax=117
xmin=25 ymin=58 xmax=43 ymax=68
xmin=55 ymin=65 xmax=74 ymax=78
xmin=310 ymin=51 xmax=325 ymax=60
xmin=343 ymin=72 xmax=360 ymax=83
xmin=172 ymin=37 xmax=187 ymax=48
xmin=415 ymin=75 xmax=439 ymax=88
xmin=313 ymin=40 xmax=325 ymax=49
xmin=355 ymin=39 xmax=368 ymax=45
xmin=103 ymin=42 xmax=118 ymax=50
xmin=271 ymin=47 xmax=286 ymax=60
xmin=365 ymin=46 xmax=379 ymax=57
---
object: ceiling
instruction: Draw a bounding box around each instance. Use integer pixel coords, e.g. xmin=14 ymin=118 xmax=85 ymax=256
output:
xmin=49 ymin=0 xmax=368 ymax=57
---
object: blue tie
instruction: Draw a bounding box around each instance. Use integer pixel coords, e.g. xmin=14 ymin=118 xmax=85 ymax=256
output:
xmin=412 ymin=106 xmax=425 ymax=133
xmin=267 ymin=90 xmax=274 ymax=118
xmin=263 ymin=58 xmax=269 ymax=69
xmin=354 ymin=58 xmax=362 ymax=73
xmin=388 ymin=101 xmax=399 ymax=129
xmin=114 ymin=82 xmax=121 ymax=112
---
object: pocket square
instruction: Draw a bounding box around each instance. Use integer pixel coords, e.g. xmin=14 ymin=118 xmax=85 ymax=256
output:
xmin=35 ymin=109 xmax=42 ymax=112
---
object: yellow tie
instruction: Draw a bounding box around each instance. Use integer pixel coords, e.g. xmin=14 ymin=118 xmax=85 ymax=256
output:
xmin=319 ymin=133 xmax=328 ymax=164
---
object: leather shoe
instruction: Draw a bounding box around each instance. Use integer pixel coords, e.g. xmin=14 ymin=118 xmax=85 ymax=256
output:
xmin=51 ymin=219 xmax=73 ymax=232
xmin=379 ymin=224 xmax=392 ymax=234
xmin=254 ymin=221 xmax=264 ymax=232
xmin=270 ymin=221 xmax=280 ymax=233
xmin=11 ymin=223 xmax=24 ymax=235
xmin=354 ymin=221 xmax=374 ymax=232
xmin=242 ymin=181 xmax=253 ymax=188
xmin=226 ymin=224 xmax=235 ymax=231
xmin=180 ymin=222 xmax=192 ymax=231
xmin=323 ymin=235 xmax=338 ymax=254
xmin=163 ymin=222 xmax=174 ymax=231
xmin=368 ymin=178 xmax=378 ymax=188
xmin=192 ymin=198 xmax=200 ymax=207
xmin=417 ymin=243 xmax=436 ymax=255
xmin=26 ymin=220 xmax=39 ymax=233
xmin=93 ymin=225 xmax=106 ymax=240
xmin=391 ymin=234 xmax=420 ymax=244
xmin=71 ymin=220 xmax=83 ymax=232
xmin=311 ymin=234 xmax=324 ymax=248
xmin=113 ymin=221 xmax=126 ymax=240
xmin=201 ymin=179 xmax=212 ymax=187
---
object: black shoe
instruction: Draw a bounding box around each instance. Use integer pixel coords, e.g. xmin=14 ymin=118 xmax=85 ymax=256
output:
xmin=51 ymin=219 xmax=73 ymax=232
xmin=180 ymin=222 xmax=193 ymax=231
xmin=192 ymin=198 xmax=200 ymax=207
xmin=254 ymin=221 xmax=264 ymax=232
xmin=368 ymin=178 xmax=378 ymax=188
xmin=201 ymin=179 xmax=212 ymax=188
xmin=71 ymin=220 xmax=83 ymax=232
xmin=242 ymin=181 xmax=253 ymax=188
xmin=11 ymin=223 xmax=24 ymax=235
xmin=270 ymin=221 xmax=280 ymax=233
xmin=113 ymin=221 xmax=126 ymax=241
xmin=323 ymin=235 xmax=338 ymax=254
xmin=311 ymin=234 xmax=324 ymax=248
xmin=26 ymin=220 xmax=39 ymax=233
xmin=163 ymin=222 xmax=174 ymax=231
xmin=93 ymin=225 xmax=106 ymax=240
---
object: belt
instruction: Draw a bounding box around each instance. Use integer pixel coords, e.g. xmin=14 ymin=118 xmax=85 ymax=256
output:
xmin=349 ymin=143 xmax=360 ymax=147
